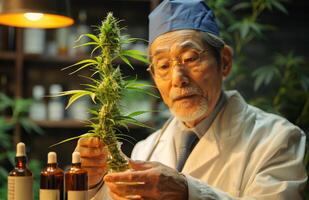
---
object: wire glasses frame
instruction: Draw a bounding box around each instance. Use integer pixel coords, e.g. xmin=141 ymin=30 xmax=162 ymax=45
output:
xmin=147 ymin=50 xmax=206 ymax=80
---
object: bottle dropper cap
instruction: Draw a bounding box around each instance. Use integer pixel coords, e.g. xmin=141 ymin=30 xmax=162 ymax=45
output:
xmin=16 ymin=142 xmax=26 ymax=157
xmin=72 ymin=152 xmax=81 ymax=164
xmin=48 ymin=152 xmax=57 ymax=164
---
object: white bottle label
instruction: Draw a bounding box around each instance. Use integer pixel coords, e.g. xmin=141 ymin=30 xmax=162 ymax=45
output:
xmin=40 ymin=189 xmax=60 ymax=200
xmin=8 ymin=176 xmax=33 ymax=200
xmin=67 ymin=190 xmax=88 ymax=200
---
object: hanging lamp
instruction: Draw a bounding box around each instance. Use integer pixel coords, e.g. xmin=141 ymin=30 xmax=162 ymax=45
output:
xmin=0 ymin=0 xmax=74 ymax=28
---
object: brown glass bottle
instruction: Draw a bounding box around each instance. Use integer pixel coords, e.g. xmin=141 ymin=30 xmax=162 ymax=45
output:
xmin=40 ymin=152 xmax=64 ymax=200
xmin=65 ymin=152 xmax=88 ymax=200
xmin=8 ymin=142 xmax=33 ymax=200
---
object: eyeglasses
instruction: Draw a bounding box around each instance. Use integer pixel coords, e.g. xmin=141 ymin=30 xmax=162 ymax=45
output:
xmin=148 ymin=50 xmax=206 ymax=80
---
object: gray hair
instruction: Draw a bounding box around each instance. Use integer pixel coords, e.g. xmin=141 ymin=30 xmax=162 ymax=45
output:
xmin=201 ymin=32 xmax=225 ymax=65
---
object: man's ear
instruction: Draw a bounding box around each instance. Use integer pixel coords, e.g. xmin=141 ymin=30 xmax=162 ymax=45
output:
xmin=220 ymin=45 xmax=233 ymax=77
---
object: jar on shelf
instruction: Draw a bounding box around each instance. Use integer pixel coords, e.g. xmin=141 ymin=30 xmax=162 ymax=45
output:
xmin=23 ymin=28 xmax=45 ymax=54
xmin=48 ymin=84 xmax=65 ymax=121
xmin=56 ymin=28 xmax=69 ymax=56
xmin=29 ymin=85 xmax=47 ymax=120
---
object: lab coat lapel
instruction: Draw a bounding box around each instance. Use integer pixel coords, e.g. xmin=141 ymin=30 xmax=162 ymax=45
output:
xmin=182 ymin=120 xmax=220 ymax=174
xmin=147 ymin=118 xmax=178 ymax=169
xmin=182 ymin=91 xmax=247 ymax=174
xmin=153 ymin=132 xmax=177 ymax=168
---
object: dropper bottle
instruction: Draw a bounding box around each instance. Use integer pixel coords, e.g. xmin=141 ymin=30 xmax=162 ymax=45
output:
xmin=65 ymin=152 xmax=88 ymax=200
xmin=8 ymin=142 xmax=33 ymax=200
xmin=40 ymin=152 xmax=64 ymax=200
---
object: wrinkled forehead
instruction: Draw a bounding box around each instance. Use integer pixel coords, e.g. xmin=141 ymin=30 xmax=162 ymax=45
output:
xmin=149 ymin=30 xmax=205 ymax=56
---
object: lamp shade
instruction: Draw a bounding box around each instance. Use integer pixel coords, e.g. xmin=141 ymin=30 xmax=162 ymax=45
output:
xmin=0 ymin=0 xmax=74 ymax=28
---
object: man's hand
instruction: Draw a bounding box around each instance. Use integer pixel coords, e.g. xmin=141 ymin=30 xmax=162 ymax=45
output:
xmin=104 ymin=160 xmax=188 ymax=200
xmin=75 ymin=137 xmax=108 ymax=188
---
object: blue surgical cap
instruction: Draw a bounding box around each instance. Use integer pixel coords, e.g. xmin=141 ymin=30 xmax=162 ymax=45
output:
xmin=149 ymin=0 xmax=220 ymax=45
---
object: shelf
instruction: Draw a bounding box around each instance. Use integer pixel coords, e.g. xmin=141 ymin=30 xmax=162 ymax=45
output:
xmin=23 ymin=53 xmax=147 ymax=65
xmin=0 ymin=51 xmax=16 ymax=60
xmin=23 ymin=54 xmax=85 ymax=64
xmin=23 ymin=54 xmax=149 ymax=78
xmin=33 ymin=119 xmax=88 ymax=128
xmin=33 ymin=119 xmax=154 ymax=129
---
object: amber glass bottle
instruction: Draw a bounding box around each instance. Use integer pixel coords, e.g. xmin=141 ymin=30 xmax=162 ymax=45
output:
xmin=40 ymin=152 xmax=64 ymax=200
xmin=8 ymin=142 xmax=33 ymax=200
xmin=65 ymin=152 xmax=88 ymax=200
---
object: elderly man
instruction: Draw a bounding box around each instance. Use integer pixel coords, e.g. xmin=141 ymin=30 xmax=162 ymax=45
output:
xmin=76 ymin=0 xmax=307 ymax=199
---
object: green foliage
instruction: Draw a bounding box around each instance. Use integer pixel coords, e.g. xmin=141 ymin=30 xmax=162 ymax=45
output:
xmin=0 ymin=94 xmax=43 ymax=137
xmin=0 ymin=93 xmax=43 ymax=197
xmin=56 ymin=13 xmax=153 ymax=172
xmin=207 ymin=0 xmax=309 ymax=126
xmin=207 ymin=1 xmax=309 ymax=125
xmin=207 ymin=0 xmax=287 ymax=88
xmin=251 ymin=52 xmax=309 ymax=129
xmin=28 ymin=159 xmax=43 ymax=200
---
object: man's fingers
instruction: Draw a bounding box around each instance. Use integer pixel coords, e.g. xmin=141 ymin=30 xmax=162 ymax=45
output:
xmin=78 ymin=145 xmax=107 ymax=157
xmin=86 ymin=167 xmax=106 ymax=188
xmin=104 ymin=170 xmax=148 ymax=182
xmin=109 ymin=191 xmax=133 ymax=200
xmin=81 ymin=157 xmax=107 ymax=167
xmin=88 ymin=174 xmax=103 ymax=188
xmin=78 ymin=137 xmax=102 ymax=147
xmin=129 ymin=160 xmax=156 ymax=171
xmin=83 ymin=166 xmax=106 ymax=176
xmin=106 ymin=182 xmax=150 ymax=198
xmin=104 ymin=161 xmax=160 ymax=182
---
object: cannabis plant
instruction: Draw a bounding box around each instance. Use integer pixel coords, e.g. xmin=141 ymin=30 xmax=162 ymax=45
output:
xmin=55 ymin=13 xmax=152 ymax=172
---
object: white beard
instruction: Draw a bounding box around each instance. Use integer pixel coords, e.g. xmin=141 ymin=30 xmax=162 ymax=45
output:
xmin=170 ymin=98 xmax=208 ymax=122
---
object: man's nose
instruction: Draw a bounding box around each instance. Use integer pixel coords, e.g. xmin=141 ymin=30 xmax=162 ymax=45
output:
xmin=171 ymin=64 xmax=189 ymax=87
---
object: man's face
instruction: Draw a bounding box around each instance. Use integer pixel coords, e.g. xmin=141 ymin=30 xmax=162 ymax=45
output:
xmin=149 ymin=30 xmax=225 ymax=125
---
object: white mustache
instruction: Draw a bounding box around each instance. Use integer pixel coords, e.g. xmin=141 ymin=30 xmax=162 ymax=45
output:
xmin=170 ymin=87 xmax=201 ymax=101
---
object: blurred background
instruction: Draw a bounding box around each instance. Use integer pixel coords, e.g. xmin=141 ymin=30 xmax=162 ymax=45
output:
xmin=0 ymin=0 xmax=308 ymax=199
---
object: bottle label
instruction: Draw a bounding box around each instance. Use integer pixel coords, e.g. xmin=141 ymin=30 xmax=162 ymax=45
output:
xmin=8 ymin=176 xmax=33 ymax=200
xmin=67 ymin=190 xmax=88 ymax=200
xmin=40 ymin=189 xmax=60 ymax=200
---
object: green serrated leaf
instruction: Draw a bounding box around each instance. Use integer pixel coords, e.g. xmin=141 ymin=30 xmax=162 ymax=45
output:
xmin=50 ymin=133 xmax=94 ymax=147
xmin=240 ymin=20 xmax=250 ymax=39
xmin=120 ymin=117 xmax=154 ymax=130
xmin=69 ymin=63 xmax=97 ymax=75
xmin=78 ymin=33 xmax=100 ymax=43
xmin=271 ymin=1 xmax=288 ymax=14
xmin=121 ymin=50 xmax=149 ymax=64
xmin=53 ymin=90 xmax=91 ymax=97
xmin=74 ymin=42 xmax=98 ymax=49
xmin=66 ymin=91 xmax=95 ymax=109
xmin=19 ymin=118 xmax=43 ymax=135
xmin=62 ymin=59 xmax=98 ymax=71
xmin=126 ymin=86 xmax=159 ymax=98
xmin=127 ymin=110 xmax=150 ymax=118
xmin=0 ymin=167 xmax=8 ymax=179
xmin=7 ymin=151 xmax=15 ymax=166
xmin=300 ymin=76 xmax=309 ymax=91
xmin=231 ymin=2 xmax=251 ymax=11
xmin=254 ymin=71 xmax=265 ymax=91
xmin=119 ymin=55 xmax=134 ymax=70
xmin=125 ymin=82 xmax=155 ymax=89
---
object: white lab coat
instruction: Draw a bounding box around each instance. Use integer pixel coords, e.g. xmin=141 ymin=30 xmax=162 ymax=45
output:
xmin=91 ymin=91 xmax=307 ymax=199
